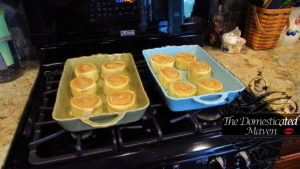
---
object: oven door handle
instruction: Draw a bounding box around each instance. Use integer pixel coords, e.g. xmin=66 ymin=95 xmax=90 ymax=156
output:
xmin=80 ymin=112 xmax=126 ymax=128
xmin=192 ymin=93 xmax=229 ymax=105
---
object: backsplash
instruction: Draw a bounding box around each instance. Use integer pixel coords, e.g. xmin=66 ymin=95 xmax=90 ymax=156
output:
xmin=223 ymin=0 xmax=248 ymax=33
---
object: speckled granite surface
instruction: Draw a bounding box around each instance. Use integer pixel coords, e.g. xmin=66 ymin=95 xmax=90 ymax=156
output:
xmin=204 ymin=42 xmax=300 ymax=106
xmin=0 ymin=42 xmax=299 ymax=168
xmin=0 ymin=60 xmax=39 ymax=168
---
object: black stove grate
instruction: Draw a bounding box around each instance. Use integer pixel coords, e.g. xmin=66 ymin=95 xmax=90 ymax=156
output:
xmin=3 ymin=36 xmax=284 ymax=169
xmin=27 ymin=59 xmax=223 ymax=166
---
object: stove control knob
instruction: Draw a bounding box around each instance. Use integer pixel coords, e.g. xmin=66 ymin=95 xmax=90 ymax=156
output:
xmin=234 ymin=151 xmax=251 ymax=169
xmin=208 ymin=156 xmax=226 ymax=169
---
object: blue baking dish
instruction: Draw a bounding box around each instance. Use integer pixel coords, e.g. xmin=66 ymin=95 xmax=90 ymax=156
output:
xmin=142 ymin=45 xmax=246 ymax=112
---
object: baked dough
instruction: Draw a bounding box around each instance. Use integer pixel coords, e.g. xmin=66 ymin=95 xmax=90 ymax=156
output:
xmin=70 ymin=93 xmax=103 ymax=117
xmin=158 ymin=67 xmax=182 ymax=90
xmin=70 ymin=76 xmax=97 ymax=96
xmin=101 ymin=61 xmax=126 ymax=78
xmin=187 ymin=61 xmax=211 ymax=84
xmin=169 ymin=81 xmax=196 ymax=98
xmin=104 ymin=75 xmax=130 ymax=94
xmin=175 ymin=52 xmax=196 ymax=70
xmin=107 ymin=90 xmax=136 ymax=113
xmin=151 ymin=54 xmax=175 ymax=73
xmin=74 ymin=63 xmax=99 ymax=81
xmin=196 ymin=78 xmax=223 ymax=95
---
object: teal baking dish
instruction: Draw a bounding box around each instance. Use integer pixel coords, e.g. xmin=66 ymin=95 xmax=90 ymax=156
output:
xmin=142 ymin=45 xmax=245 ymax=112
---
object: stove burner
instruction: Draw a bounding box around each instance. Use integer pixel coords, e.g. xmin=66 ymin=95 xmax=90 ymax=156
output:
xmin=71 ymin=131 xmax=93 ymax=140
xmin=196 ymin=109 xmax=221 ymax=121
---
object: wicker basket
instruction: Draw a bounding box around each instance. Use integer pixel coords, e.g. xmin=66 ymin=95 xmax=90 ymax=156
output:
xmin=244 ymin=5 xmax=292 ymax=50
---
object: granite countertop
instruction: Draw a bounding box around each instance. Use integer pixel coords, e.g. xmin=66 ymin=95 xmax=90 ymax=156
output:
xmin=0 ymin=60 xmax=39 ymax=168
xmin=0 ymin=42 xmax=299 ymax=168
xmin=204 ymin=42 xmax=300 ymax=106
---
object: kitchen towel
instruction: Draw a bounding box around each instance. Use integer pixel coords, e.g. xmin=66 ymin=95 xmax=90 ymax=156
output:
xmin=0 ymin=41 xmax=14 ymax=66
xmin=0 ymin=52 xmax=7 ymax=70
xmin=0 ymin=8 xmax=14 ymax=67
xmin=0 ymin=8 xmax=11 ymax=38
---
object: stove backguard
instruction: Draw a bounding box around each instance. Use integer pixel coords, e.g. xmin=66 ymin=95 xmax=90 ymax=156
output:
xmin=22 ymin=0 xmax=210 ymax=45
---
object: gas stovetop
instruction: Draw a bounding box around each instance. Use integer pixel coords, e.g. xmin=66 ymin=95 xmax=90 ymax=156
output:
xmin=4 ymin=37 xmax=282 ymax=169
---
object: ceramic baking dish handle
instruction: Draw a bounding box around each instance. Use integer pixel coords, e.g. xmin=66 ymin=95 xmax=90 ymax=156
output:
xmin=80 ymin=112 xmax=126 ymax=127
xmin=193 ymin=93 xmax=228 ymax=105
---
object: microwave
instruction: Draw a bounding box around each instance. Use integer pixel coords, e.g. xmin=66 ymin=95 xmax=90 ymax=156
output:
xmin=23 ymin=0 xmax=211 ymax=45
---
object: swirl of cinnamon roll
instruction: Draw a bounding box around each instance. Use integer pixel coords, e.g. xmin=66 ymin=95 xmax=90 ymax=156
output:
xmin=104 ymin=75 xmax=130 ymax=94
xmin=175 ymin=53 xmax=196 ymax=70
xmin=101 ymin=61 xmax=126 ymax=78
xmin=187 ymin=61 xmax=211 ymax=84
xmin=107 ymin=90 xmax=136 ymax=113
xmin=196 ymin=78 xmax=223 ymax=95
xmin=70 ymin=93 xmax=102 ymax=117
xmin=74 ymin=63 xmax=99 ymax=81
xmin=150 ymin=54 xmax=175 ymax=73
xmin=70 ymin=76 xmax=97 ymax=96
xmin=169 ymin=81 xmax=196 ymax=98
xmin=158 ymin=67 xmax=182 ymax=90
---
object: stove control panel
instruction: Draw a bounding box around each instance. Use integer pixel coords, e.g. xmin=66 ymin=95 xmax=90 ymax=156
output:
xmin=208 ymin=156 xmax=226 ymax=169
xmin=88 ymin=0 xmax=139 ymax=23
xmin=160 ymin=137 xmax=280 ymax=169
xmin=234 ymin=151 xmax=251 ymax=169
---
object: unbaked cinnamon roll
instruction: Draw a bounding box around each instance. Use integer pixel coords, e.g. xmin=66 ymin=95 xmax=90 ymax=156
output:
xmin=74 ymin=62 xmax=99 ymax=81
xmin=107 ymin=90 xmax=136 ymax=113
xmin=70 ymin=76 xmax=97 ymax=96
xmin=158 ymin=67 xmax=182 ymax=90
xmin=70 ymin=93 xmax=103 ymax=117
xmin=187 ymin=61 xmax=211 ymax=84
xmin=150 ymin=54 xmax=175 ymax=73
xmin=175 ymin=52 xmax=196 ymax=70
xmin=104 ymin=75 xmax=130 ymax=94
xmin=101 ymin=61 xmax=126 ymax=78
xmin=196 ymin=78 xmax=223 ymax=95
xmin=169 ymin=81 xmax=196 ymax=98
